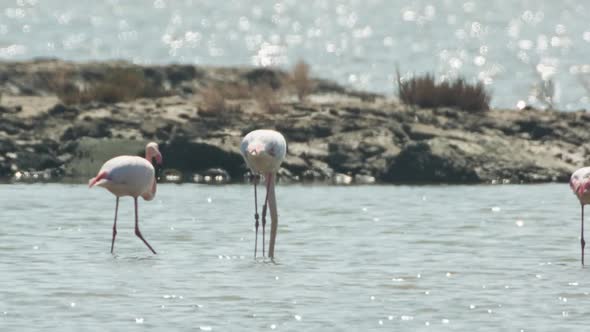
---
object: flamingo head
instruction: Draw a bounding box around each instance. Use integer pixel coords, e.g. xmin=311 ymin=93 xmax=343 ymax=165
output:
xmin=146 ymin=142 xmax=163 ymax=165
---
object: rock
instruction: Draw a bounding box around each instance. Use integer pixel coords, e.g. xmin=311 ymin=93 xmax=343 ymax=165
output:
xmin=333 ymin=173 xmax=353 ymax=185
xmin=282 ymin=154 xmax=307 ymax=174
xmin=162 ymin=169 xmax=183 ymax=183
xmin=0 ymin=59 xmax=585 ymax=184
xmin=0 ymin=121 xmax=20 ymax=135
xmin=0 ymin=138 xmax=16 ymax=152
xmin=304 ymin=159 xmax=334 ymax=181
xmin=140 ymin=120 xmax=173 ymax=140
xmin=327 ymin=128 xmax=400 ymax=175
xmin=314 ymin=79 xmax=347 ymax=94
xmin=288 ymin=141 xmax=329 ymax=160
xmin=61 ymin=120 xmax=111 ymax=141
xmin=0 ymin=156 xmax=10 ymax=177
xmin=277 ymin=117 xmax=333 ymax=142
xmin=384 ymin=140 xmax=480 ymax=183
xmin=516 ymin=119 xmax=554 ymax=139
xmin=48 ymin=103 xmax=79 ymax=119
xmin=0 ymin=105 xmax=21 ymax=114
xmin=406 ymin=123 xmax=442 ymax=140
xmin=196 ymin=167 xmax=231 ymax=184
xmin=355 ymin=174 xmax=376 ymax=184
xmin=243 ymin=68 xmax=285 ymax=89
xmin=63 ymin=138 xmax=146 ymax=177
xmin=160 ymin=139 xmax=244 ymax=179
xmin=328 ymin=140 xmax=361 ymax=172
xmin=13 ymin=150 xmax=62 ymax=171
xmin=277 ymin=167 xmax=298 ymax=182
xmin=165 ymin=65 xmax=204 ymax=85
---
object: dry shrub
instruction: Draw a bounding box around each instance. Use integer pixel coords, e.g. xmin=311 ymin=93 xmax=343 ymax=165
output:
xmin=291 ymin=60 xmax=313 ymax=101
xmin=397 ymin=69 xmax=490 ymax=112
xmin=38 ymin=68 xmax=81 ymax=104
xmin=199 ymin=87 xmax=227 ymax=114
xmin=87 ymin=68 xmax=164 ymax=103
xmin=48 ymin=67 xmax=166 ymax=105
xmin=254 ymin=85 xmax=281 ymax=113
xmin=217 ymin=82 xmax=251 ymax=100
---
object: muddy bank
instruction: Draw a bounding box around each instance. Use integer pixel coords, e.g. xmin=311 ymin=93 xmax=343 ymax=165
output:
xmin=0 ymin=59 xmax=587 ymax=184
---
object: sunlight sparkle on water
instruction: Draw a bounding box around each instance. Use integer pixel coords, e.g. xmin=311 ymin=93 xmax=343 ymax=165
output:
xmin=2 ymin=183 xmax=588 ymax=329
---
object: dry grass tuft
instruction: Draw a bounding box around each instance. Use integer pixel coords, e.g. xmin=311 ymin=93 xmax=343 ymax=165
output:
xmin=38 ymin=68 xmax=80 ymax=104
xmin=199 ymin=87 xmax=228 ymax=114
xmin=88 ymin=67 xmax=164 ymax=103
xmin=47 ymin=67 xmax=166 ymax=105
xmin=254 ymin=85 xmax=281 ymax=113
xmin=397 ymin=69 xmax=491 ymax=112
xmin=217 ymin=82 xmax=252 ymax=100
xmin=291 ymin=60 xmax=314 ymax=101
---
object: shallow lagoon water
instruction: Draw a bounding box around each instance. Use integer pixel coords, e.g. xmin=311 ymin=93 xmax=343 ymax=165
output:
xmin=1 ymin=183 xmax=589 ymax=330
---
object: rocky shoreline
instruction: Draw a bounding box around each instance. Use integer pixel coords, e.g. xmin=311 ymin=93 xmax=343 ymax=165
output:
xmin=0 ymin=59 xmax=587 ymax=184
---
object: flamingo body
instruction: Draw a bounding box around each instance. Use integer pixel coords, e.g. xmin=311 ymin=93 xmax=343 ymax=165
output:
xmin=90 ymin=156 xmax=155 ymax=199
xmin=570 ymin=167 xmax=590 ymax=205
xmin=89 ymin=142 xmax=162 ymax=254
xmin=240 ymin=129 xmax=286 ymax=259
xmin=240 ymin=129 xmax=286 ymax=173
xmin=570 ymin=166 xmax=590 ymax=266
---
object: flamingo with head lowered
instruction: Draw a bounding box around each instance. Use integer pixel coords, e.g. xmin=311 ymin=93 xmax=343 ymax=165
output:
xmin=240 ymin=129 xmax=286 ymax=259
xmin=89 ymin=142 xmax=163 ymax=254
xmin=570 ymin=166 xmax=590 ymax=265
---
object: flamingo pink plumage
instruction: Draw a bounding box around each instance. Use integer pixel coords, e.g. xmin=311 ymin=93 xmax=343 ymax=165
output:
xmin=570 ymin=166 xmax=590 ymax=265
xmin=240 ymin=129 xmax=286 ymax=259
xmin=89 ymin=142 xmax=163 ymax=254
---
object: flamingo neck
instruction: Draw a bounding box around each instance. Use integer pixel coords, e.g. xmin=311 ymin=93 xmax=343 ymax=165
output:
xmin=145 ymin=150 xmax=154 ymax=162
xmin=142 ymin=177 xmax=157 ymax=201
xmin=89 ymin=171 xmax=109 ymax=188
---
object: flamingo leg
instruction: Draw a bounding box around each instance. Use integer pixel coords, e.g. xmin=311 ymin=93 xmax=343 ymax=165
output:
xmin=134 ymin=197 xmax=157 ymax=254
xmin=582 ymin=204 xmax=586 ymax=266
xmin=261 ymin=173 xmax=272 ymax=257
xmin=267 ymin=173 xmax=278 ymax=259
xmin=253 ymin=174 xmax=260 ymax=258
xmin=110 ymin=197 xmax=119 ymax=254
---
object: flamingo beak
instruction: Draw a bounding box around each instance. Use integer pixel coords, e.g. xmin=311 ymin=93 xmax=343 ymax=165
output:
xmin=577 ymin=182 xmax=590 ymax=197
xmin=248 ymin=144 xmax=264 ymax=156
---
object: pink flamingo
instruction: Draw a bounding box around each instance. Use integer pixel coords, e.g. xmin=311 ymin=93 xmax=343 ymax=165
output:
xmin=570 ymin=167 xmax=590 ymax=265
xmin=240 ymin=129 xmax=286 ymax=259
xmin=89 ymin=142 xmax=163 ymax=254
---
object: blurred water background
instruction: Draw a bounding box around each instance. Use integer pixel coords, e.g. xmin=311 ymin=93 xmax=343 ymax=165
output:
xmin=0 ymin=0 xmax=589 ymax=109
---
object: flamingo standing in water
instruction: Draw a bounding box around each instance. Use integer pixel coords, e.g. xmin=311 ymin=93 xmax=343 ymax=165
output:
xmin=240 ymin=129 xmax=286 ymax=259
xmin=89 ymin=142 xmax=163 ymax=254
xmin=570 ymin=167 xmax=590 ymax=265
